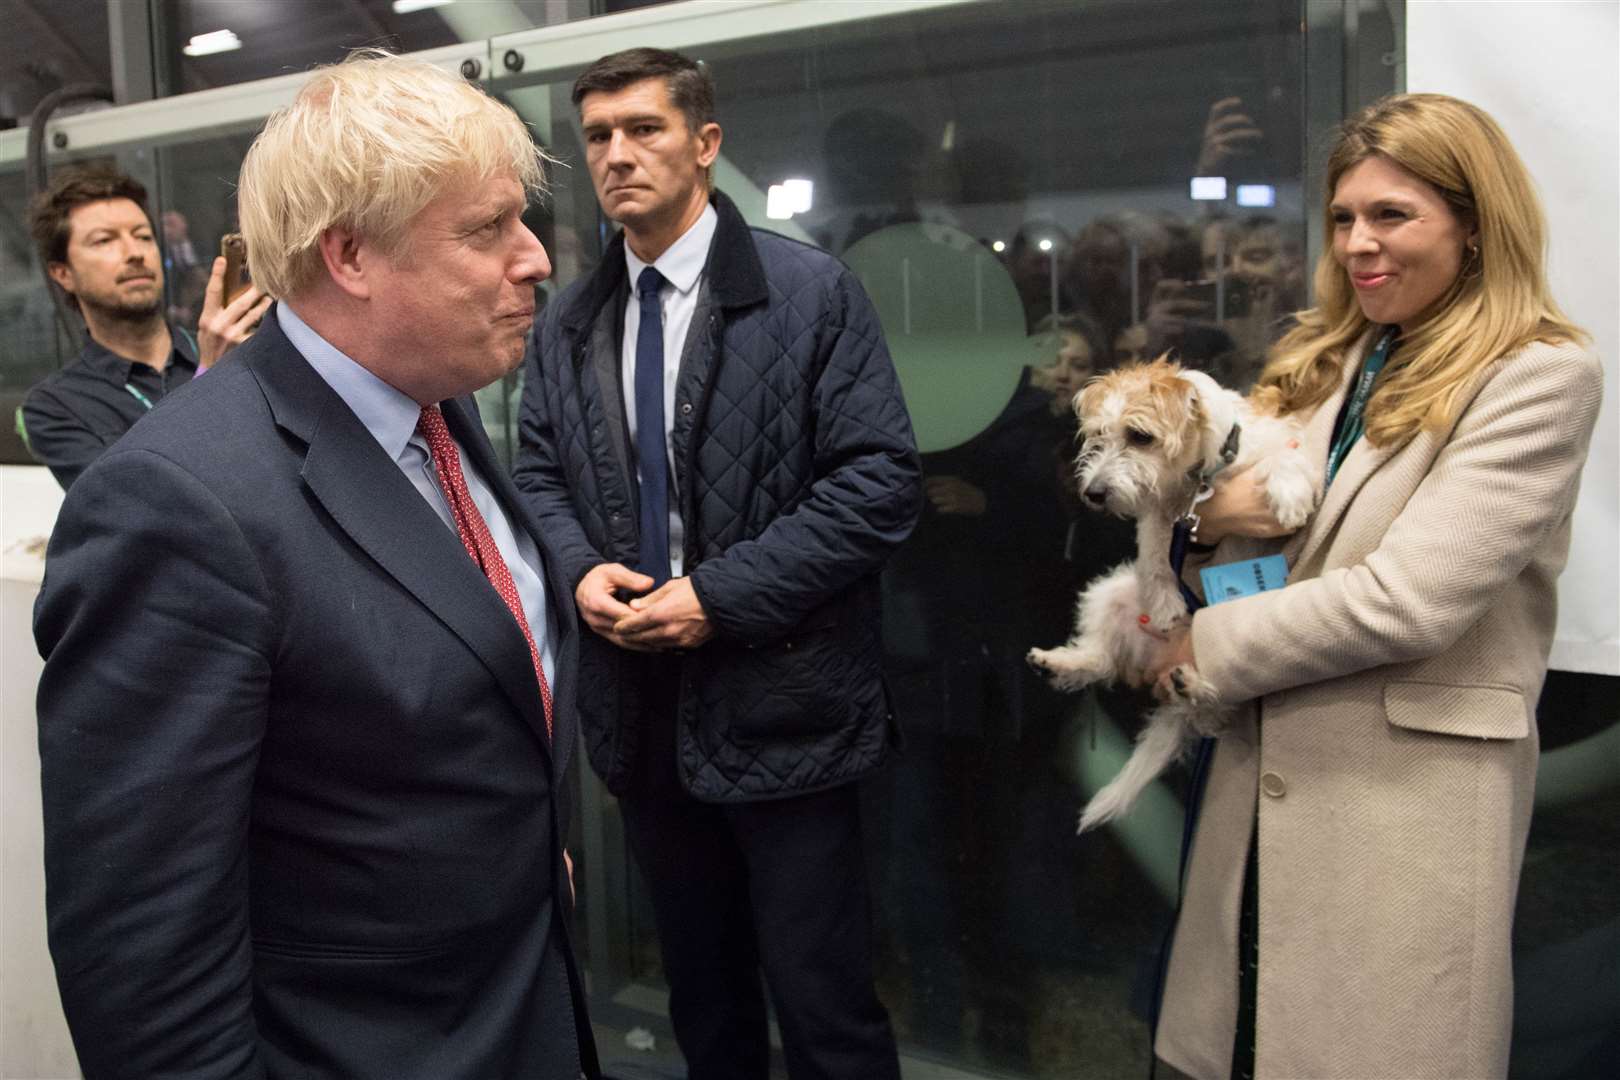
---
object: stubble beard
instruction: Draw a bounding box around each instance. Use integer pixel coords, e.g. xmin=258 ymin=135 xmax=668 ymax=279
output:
xmin=80 ymin=290 xmax=164 ymax=327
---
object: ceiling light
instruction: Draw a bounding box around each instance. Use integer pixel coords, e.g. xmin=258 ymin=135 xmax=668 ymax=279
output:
xmin=1037 ymin=238 xmax=1053 ymax=253
xmin=1190 ymin=176 xmax=1228 ymax=201
xmin=765 ymin=186 xmax=793 ymax=220
xmin=991 ymin=240 xmax=1006 ymax=253
xmin=183 ymin=30 xmax=242 ymax=57
xmin=394 ymin=0 xmax=456 ymax=12
xmin=766 ymin=179 xmax=814 ymax=220
xmin=1236 ymin=184 xmax=1276 ymax=208
xmin=781 ymin=179 xmax=813 ymax=214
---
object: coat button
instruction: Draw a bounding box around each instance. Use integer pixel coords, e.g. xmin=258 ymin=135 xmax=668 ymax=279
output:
xmin=1260 ymin=771 xmax=1287 ymax=798
xmin=680 ymin=402 xmax=693 ymax=415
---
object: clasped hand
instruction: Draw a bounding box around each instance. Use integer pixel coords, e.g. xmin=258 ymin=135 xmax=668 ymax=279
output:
xmin=574 ymin=563 xmax=715 ymax=652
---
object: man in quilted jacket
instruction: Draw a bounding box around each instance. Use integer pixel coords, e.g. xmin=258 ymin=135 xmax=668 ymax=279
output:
xmin=515 ymin=46 xmax=920 ymax=1080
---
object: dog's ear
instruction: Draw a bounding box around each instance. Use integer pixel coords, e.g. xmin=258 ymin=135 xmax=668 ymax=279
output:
xmin=1139 ymin=362 xmax=1195 ymax=458
xmin=1179 ymin=369 xmax=1242 ymax=473
xmin=1075 ymin=378 xmax=1106 ymax=424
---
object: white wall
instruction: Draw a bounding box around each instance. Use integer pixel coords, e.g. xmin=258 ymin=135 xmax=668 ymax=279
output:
xmin=0 ymin=466 xmax=79 ymax=1078
xmin=1408 ymin=0 xmax=1620 ymax=675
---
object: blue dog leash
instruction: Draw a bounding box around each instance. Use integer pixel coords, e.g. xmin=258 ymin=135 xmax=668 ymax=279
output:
xmin=1145 ymin=437 xmax=1228 ymax=1071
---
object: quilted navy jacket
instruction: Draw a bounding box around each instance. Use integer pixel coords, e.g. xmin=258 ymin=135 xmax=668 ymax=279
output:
xmin=514 ymin=192 xmax=921 ymax=801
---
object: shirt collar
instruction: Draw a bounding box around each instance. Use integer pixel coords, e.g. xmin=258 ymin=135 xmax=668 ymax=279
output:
xmin=80 ymin=322 xmax=198 ymax=382
xmin=623 ymin=201 xmax=718 ymax=297
xmin=276 ymin=302 xmax=423 ymax=464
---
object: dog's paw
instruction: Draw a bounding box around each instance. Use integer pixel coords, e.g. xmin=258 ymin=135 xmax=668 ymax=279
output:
xmin=1027 ymin=646 xmax=1106 ymax=692
xmin=1264 ymin=458 xmax=1321 ymax=531
xmin=1163 ymin=665 xmax=1229 ymax=736
xmin=1166 ymin=664 xmax=1219 ymax=704
xmin=1271 ymin=494 xmax=1314 ymax=531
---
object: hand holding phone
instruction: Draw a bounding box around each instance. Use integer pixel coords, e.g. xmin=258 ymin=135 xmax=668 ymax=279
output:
xmin=220 ymin=233 xmax=249 ymax=305
xmin=197 ymin=237 xmax=271 ymax=369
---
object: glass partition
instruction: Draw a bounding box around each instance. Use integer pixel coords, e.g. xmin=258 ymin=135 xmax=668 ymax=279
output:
xmin=2 ymin=3 xmax=1615 ymax=1078
xmin=496 ymin=0 xmax=1314 ymax=1073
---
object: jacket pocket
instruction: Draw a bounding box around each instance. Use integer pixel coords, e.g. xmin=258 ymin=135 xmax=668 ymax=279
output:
xmin=253 ymin=937 xmax=457 ymax=961
xmin=1383 ymin=680 xmax=1530 ymax=741
xmin=715 ymin=626 xmax=852 ymax=739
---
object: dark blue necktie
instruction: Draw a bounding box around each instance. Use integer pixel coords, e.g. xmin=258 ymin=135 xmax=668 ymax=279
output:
xmin=634 ymin=267 xmax=670 ymax=586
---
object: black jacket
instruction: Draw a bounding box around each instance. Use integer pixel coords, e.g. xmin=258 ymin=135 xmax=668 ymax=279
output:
xmin=515 ymin=192 xmax=922 ymax=800
xmin=21 ymin=324 xmax=198 ymax=490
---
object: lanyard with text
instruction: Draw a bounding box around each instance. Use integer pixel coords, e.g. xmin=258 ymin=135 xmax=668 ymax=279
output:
xmin=123 ymin=383 xmax=155 ymax=411
xmin=1326 ymin=327 xmax=1396 ymax=485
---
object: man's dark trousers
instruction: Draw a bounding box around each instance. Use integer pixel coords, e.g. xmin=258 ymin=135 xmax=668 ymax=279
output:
xmin=619 ymin=658 xmax=899 ymax=1080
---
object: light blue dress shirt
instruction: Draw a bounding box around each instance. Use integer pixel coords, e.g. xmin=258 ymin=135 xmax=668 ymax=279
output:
xmin=277 ymin=303 xmax=555 ymax=690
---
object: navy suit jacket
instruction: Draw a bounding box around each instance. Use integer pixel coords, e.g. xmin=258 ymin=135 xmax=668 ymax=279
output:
xmin=34 ymin=310 xmax=597 ymax=1078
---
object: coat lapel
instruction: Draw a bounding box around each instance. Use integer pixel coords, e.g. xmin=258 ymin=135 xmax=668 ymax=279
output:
xmin=246 ymin=311 xmax=553 ymax=757
xmin=1294 ymin=330 xmax=1406 ymax=571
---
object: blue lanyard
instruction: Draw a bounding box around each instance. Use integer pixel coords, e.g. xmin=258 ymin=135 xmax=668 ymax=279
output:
xmin=123 ymin=383 xmax=155 ymax=411
xmin=1326 ymin=328 xmax=1396 ymax=485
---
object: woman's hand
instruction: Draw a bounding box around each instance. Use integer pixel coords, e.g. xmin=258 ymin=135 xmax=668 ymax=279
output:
xmin=1194 ymin=461 xmax=1295 ymax=544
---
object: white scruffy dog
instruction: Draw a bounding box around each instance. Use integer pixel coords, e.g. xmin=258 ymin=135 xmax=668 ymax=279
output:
xmin=1028 ymin=358 xmax=1320 ymax=833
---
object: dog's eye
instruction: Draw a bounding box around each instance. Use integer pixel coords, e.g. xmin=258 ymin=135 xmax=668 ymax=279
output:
xmin=1126 ymin=428 xmax=1156 ymax=447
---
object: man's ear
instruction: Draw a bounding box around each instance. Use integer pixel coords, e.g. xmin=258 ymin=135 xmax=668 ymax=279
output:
xmin=46 ymin=261 xmax=75 ymax=294
xmin=695 ymin=122 xmax=722 ymax=170
xmin=316 ymin=225 xmax=373 ymax=301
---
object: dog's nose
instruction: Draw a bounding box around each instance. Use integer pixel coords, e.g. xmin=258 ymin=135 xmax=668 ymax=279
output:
xmin=1083 ymin=483 xmax=1108 ymax=507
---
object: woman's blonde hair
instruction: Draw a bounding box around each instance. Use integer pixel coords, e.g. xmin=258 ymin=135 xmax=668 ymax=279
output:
xmin=1252 ymin=93 xmax=1584 ymax=444
xmin=238 ymin=50 xmax=547 ymax=300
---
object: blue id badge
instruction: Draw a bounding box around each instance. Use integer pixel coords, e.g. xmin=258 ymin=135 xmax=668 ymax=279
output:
xmin=1200 ymin=554 xmax=1289 ymax=606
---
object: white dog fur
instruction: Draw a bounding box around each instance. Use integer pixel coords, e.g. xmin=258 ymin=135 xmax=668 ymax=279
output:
xmin=1028 ymin=358 xmax=1320 ymax=833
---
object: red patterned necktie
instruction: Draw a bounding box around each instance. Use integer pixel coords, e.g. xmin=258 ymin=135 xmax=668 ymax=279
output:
xmin=417 ymin=404 xmax=553 ymax=739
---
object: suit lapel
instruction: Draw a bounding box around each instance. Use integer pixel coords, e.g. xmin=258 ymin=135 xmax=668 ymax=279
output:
xmin=246 ymin=312 xmax=553 ymax=758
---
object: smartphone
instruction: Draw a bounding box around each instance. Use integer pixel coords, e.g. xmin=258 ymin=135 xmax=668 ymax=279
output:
xmin=220 ymin=233 xmax=249 ymax=304
xmin=1182 ymin=277 xmax=1252 ymax=319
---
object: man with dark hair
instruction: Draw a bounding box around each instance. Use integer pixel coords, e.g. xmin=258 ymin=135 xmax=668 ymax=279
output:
xmin=21 ymin=163 xmax=268 ymax=488
xmin=516 ymin=45 xmax=917 ymax=1080
xmin=569 ymin=45 xmax=717 ymax=141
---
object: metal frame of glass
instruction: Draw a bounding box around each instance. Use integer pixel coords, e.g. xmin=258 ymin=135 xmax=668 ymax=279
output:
xmin=43 ymin=7 xmax=1602 ymax=1080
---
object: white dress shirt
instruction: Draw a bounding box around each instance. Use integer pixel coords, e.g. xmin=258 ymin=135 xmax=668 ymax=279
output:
xmin=277 ymin=302 xmax=555 ymax=689
xmin=621 ymin=202 xmax=718 ymax=578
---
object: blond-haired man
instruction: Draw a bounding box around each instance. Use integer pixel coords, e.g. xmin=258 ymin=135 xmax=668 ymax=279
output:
xmin=35 ymin=52 xmax=597 ymax=1078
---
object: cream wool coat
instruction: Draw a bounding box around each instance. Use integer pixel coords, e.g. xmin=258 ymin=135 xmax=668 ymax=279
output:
xmin=1153 ymin=335 xmax=1604 ymax=1080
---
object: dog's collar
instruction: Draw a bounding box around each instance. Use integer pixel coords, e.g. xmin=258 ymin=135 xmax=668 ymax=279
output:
xmin=1185 ymin=420 xmax=1242 ymax=485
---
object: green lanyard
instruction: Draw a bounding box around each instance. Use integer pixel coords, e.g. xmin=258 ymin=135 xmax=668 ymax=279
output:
xmin=123 ymin=383 xmax=155 ymax=411
xmin=122 ymin=333 xmax=194 ymax=412
xmin=1326 ymin=328 xmax=1396 ymax=485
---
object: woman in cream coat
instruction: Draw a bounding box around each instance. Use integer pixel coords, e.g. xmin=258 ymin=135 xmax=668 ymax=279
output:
xmin=1146 ymin=94 xmax=1603 ymax=1080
